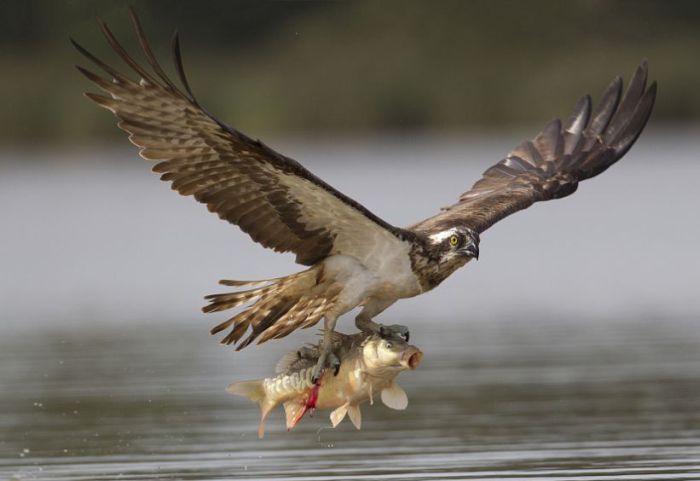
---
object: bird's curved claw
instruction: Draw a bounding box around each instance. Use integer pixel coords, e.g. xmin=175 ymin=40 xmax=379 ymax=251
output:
xmin=379 ymin=324 xmax=410 ymax=342
xmin=311 ymin=350 xmax=340 ymax=384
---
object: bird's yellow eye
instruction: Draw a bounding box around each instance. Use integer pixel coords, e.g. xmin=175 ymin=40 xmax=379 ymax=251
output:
xmin=449 ymin=235 xmax=459 ymax=246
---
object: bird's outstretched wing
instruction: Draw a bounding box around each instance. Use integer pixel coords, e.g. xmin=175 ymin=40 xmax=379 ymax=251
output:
xmin=73 ymin=9 xmax=410 ymax=267
xmin=411 ymin=61 xmax=657 ymax=235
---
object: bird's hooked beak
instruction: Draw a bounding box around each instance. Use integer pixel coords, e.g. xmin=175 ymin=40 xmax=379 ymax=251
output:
xmin=460 ymin=241 xmax=479 ymax=260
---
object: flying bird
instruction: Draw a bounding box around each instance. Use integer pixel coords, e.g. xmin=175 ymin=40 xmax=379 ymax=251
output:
xmin=73 ymin=10 xmax=657 ymax=381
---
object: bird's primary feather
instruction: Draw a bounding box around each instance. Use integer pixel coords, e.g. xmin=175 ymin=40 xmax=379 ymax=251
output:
xmin=73 ymin=9 xmax=656 ymax=349
xmin=72 ymin=8 xmax=412 ymax=268
xmin=411 ymin=62 xmax=656 ymax=235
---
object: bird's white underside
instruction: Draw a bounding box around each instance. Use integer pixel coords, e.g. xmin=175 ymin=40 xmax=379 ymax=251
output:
xmin=276 ymin=171 xmax=422 ymax=315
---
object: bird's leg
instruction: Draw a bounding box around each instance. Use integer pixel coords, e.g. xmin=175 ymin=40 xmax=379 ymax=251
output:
xmin=311 ymin=315 xmax=341 ymax=384
xmin=355 ymin=311 xmax=410 ymax=342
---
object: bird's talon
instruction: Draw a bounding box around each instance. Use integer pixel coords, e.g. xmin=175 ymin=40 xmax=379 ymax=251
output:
xmin=329 ymin=352 xmax=341 ymax=376
xmin=310 ymin=349 xmax=341 ymax=383
xmin=311 ymin=361 xmax=325 ymax=384
xmin=379 ymin=324 xmax=410 ymax=342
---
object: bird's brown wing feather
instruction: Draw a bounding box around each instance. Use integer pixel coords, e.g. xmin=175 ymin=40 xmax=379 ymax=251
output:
xmin=73 ymin=9 xmax=410 ymax=267
xmin=411 ymin=61 xmax=657 ymax=235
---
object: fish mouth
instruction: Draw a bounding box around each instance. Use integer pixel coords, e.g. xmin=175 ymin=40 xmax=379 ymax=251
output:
xmin=401 ymin=348 xmax=423 ymax=370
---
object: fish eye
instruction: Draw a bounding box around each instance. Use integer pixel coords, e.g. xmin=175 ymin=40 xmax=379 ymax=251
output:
xmin=449 ymin=234 xmax=459 ymax=247
xmin=384 ymin=341 xmax=392 ymax=349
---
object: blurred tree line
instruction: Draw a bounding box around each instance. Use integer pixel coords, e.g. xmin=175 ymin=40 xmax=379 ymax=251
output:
xmin=0 ymin=0 xmax=698 ymax=144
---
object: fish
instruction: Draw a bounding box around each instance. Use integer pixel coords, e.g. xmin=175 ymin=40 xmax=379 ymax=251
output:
xmin=228 ymin=331 xmax=423 ymax=438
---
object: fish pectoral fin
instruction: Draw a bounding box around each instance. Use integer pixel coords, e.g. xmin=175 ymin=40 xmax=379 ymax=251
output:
xmin=347 ymin=404 xmax=362 ymax=430
xmin=380 ymin=382 xmax=408 ymax=410
xmin=330 ymin=403 xmax=349 ymax=428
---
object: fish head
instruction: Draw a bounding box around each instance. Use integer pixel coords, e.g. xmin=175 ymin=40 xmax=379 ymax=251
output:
xmin=362 ymin=335 xmax=423 ymax=373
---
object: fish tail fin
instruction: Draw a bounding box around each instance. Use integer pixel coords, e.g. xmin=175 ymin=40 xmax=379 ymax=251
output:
xmin=227 ymin=380 xmax=276 ymax=438
xmin=258 ymin=400 xmax=275 ymax=439
xmin=227 ymin=380 xmax=265 ymax=402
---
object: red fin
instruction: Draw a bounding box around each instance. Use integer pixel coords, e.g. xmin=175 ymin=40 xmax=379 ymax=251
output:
xmin=287 ymin=372 xmax=323 ymax=430
xmin=283 ymin=401 xmax=305 ymax=430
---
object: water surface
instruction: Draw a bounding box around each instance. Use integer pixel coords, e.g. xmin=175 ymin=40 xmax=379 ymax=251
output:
xmin=2 ymin=133 xmax=699 ymax=479
xmin=2 ymin=318 xmax=699 ymax=480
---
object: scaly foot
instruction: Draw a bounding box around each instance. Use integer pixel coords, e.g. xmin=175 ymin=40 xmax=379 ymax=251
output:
xmin=310 ymin=347 xmax=340 ymax=384
xmin=378 ymin=324 xmax=410 ymax=342
xmin=355 ymin=314 xmax=410 ymax=342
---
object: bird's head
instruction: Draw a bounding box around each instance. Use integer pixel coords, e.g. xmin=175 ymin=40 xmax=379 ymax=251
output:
xmin=427 ymin=226 xmax=480 ymax=265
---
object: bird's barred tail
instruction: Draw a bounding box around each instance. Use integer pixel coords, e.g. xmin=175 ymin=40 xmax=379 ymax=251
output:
xmin=203 ymin=266 xmax=337 ymax=349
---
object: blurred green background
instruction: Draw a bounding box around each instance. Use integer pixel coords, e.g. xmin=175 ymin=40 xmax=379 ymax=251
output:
xmin=1 ymin=0 xmax=698 ymax=146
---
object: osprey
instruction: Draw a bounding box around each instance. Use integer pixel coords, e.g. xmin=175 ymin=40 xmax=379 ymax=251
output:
xmin=74 ymin=11 xmax=657 ymax=381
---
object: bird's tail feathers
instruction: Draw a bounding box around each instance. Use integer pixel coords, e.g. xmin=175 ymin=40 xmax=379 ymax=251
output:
xmin=204 ymin=265 xmax=337 ymax=349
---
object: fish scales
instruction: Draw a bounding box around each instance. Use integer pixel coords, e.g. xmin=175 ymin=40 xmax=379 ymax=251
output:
xmin=228 ymin=331 xmax=422 ymax=438
xmin=261 ymin=368 xmax=312 ymax=402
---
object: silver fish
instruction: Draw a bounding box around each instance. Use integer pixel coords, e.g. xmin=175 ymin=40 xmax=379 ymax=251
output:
xmin=228 ymin=332 xmax=423 ymax=438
